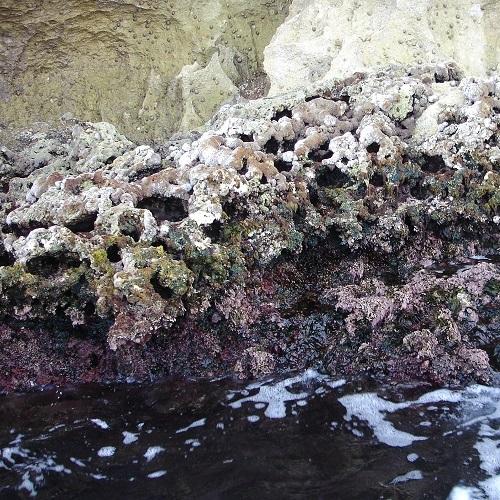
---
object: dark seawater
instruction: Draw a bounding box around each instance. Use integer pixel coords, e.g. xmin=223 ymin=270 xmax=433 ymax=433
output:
xmin=1 ymin=370 xmax=499 ymax=499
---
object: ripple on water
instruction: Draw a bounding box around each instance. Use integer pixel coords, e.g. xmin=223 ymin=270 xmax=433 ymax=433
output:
xmin=0 ymin=370 xmax=499 ymax=498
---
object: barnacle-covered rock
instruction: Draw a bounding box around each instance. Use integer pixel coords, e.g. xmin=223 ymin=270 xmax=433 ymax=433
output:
xmin=0 ymin=63 xmax=498 ymax=389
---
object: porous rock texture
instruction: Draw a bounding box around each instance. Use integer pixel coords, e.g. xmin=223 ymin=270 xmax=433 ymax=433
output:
xmin=0 ymin=63 xmax=499 ymax=391
xmin=264 ymin=0 xmax=500 ymax=96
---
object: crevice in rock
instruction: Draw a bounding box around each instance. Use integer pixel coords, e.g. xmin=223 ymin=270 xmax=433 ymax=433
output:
xmin=137 ymin=196 xmax=188 ymax=223
xmin=240 ymin=157 xmax=248 ymax=175
xmin=263 ymin=137 xmax=280 ymax=155
xmin=66 ymin=213 xmax=98 ymax=233
xmin=151 ymin=274 xmax=173 ymax=301
xmin=26 ymin=253 xmax=80 ymax=278
xmin=4 ymin=222 xmax=49 ymax=237
xmin=106 ymin=244 xmax=121 ymax=263
xmin=316 ymin=167 xmax=351 ymax=188
xmin=222 ymin=200 xmax=248 ymax=221
xmin=309 ymin=142 xmax=333 ymax=162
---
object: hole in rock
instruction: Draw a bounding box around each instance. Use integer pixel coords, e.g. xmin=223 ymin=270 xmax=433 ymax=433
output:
xmin=151 ymin=274 xmax=173 ymax=300
xmin=0 ymin=252 xmax=15 ymax=267
xmin=309 ymin=146 xmax=333 ymax=162
xmin=239 ymin=134 xmax=254 ymax=143
xmin=26 ymin=253 xmax=80 ymax=278
xmin=222 ymin=200 xmax=248 ymax=221
xmin=104 ymin=155 xmax=118 ymax=165
xmin=66 ymin=213 xmax=97 ymax=233
xmin=434 ymin=72 xmax=446 ymax=83
xmin=121 ymin=222 xmax=141 ymax=242
xmin=410 ymin=181 xmax=430 ymax=200
xmin=274 ymin=159 xmax=293 ymax=172
xmin=484 ymin=343 xmax=500 ymax=371
xmin=338 ymin=93 xmax=350 ymax=105
xmin=305 ymin=95 xmax=320 ymax=102
xmin=240 ymin=158 xmax=248 ymax=175
xmin=89 ymin=352 xmax=100 ymax=368
xmin=272 ymin=108 xmax=292 ymax=121
xmin=137 ymin=196 xmax=188 ymax=223
xmin=204 ymin=220 xmax=223 ymax=243
xmin=282 ymin=139 xmax=296 ymax=152
xmin=84 ymin=302 xmax=96 ymax=317
xmin=366 ymin=142 xmax=380 ymax=154
xmin=316 ymin=167 xmax=351 ymax=188
xmin=421 ymin=154 xmax=447 ymax=174
xmin=370 ymin=172 xmax=384 ymax=187
xmin=106 ymin=244 xmax=121 ymax=263
xmin=308 ymin=186 xmax=320 ymax=206
xmin=263 ymin=137 xmax=280 ymax=155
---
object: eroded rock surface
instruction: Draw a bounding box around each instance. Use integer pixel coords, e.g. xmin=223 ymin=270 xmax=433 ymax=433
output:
xmin=264 ymin=0 xmax=500 ymax=96
xmin=0 ymin=0 xmax=290 ymax=143
xmin=0 ymin=63 xmax=499 ymax=390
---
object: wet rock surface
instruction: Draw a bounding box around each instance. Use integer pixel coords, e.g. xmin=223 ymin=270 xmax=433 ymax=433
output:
xmin=0 ymin=63 xmax=499 ymax=391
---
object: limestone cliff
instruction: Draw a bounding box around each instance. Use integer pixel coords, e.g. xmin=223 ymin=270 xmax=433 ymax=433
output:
xmin=0 ymin=0 xmax=290 ymax=143
xmin=264 ymin=0 xmax=500 ymax=96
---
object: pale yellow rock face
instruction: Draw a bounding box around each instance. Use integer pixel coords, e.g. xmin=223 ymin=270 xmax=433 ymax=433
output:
xmin=0 ymin=0 xmax=290 ymax=143
xmin=264 ymin=0 xmax=500 ymax=96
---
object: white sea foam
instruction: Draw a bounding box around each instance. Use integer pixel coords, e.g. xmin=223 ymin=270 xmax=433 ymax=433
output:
xmin=69 ymin=457 xmax=86 ymax=467
xmin=390 ymin=470 xmax=423 ymax=484
xmin=148 ymin=470 xmax=167 ymax=479
xmin=90 ymin=419 xmax=110 ymax=430
xmin=144 ymin=446 xmax=165 ymax=462
xmin=97 ymin=446 xmax=115 ymax=457
xmin=122 ymin=431 xmax=139 ymax=445
xmin=176 ymin=418 xmax=207 ymax=434
xmin=1 ymin=437 xmax=71 ymax=496
xmin=229 ymin=369 xmax=344 ymax=419
xmin=338 ymin=388 xmax=463 ymax=447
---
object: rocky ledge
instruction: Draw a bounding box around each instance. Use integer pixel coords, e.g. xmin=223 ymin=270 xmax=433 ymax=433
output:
xmin=0 ymin=63 xmax=499 ymax=391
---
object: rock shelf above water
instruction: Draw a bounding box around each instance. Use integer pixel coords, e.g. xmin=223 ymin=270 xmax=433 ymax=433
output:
xmin=0 ymin=63 xmax=499 ymax=390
